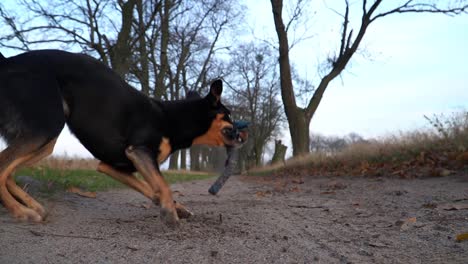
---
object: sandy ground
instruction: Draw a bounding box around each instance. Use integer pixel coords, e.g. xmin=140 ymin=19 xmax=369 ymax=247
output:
xmin=1 ymin=174 xmax=467 ymax=264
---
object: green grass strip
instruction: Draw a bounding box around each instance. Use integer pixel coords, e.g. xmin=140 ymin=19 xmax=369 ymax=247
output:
xmin=15 ymin=167 xmax=215 ymax=193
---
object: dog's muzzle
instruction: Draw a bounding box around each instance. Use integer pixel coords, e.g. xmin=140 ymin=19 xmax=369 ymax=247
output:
xmin=223 ymin=120 xmax=249 ymax=145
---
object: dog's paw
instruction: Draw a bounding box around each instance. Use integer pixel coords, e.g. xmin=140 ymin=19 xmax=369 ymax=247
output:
xmin=160 ymin=207 xmax=180 ymax=227
xmin=13 ymin=207 xmax=43 ymax=222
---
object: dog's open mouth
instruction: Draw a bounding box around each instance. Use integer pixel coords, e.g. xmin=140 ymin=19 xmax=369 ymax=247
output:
xmin=222 ymin=121 xmax=249 ymax=147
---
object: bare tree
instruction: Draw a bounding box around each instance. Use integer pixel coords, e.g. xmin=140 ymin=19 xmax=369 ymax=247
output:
xmin=225 ymin=42 xmax=283 ymax=167
xmin=0 ymin=0 xmax=246 ymax=172
xmin=0 ymin=0 xmax=154 ymax=78
xmin=163 ymin=0 xmax=243 ymax=170
xmin=269 ymin=0 xmax=468 ymax=156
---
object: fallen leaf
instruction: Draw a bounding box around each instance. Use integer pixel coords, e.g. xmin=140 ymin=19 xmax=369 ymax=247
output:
xmin=291 ymin=178 xmax=304 ymax=184
xmin=360 ymin=160 xmax=370 ymax=174
xmin=255 ymin=190 xmax=271 ymax=198
xmin=140 ymin=203 xmax=151 ymax=209
xmin=289 ymin=186 xmax=301 ymax=192
xmin=327 ymin=180 xmax=347 ymax=190
xmin=320 ymin=191 xmax=336 ymax=195
xmin=422 ymin=202 xmax=437 ymax=209
xmin=173 ymin=190 xmax=184 ymax=197
xmin=456 ymin=233 xmax=468 ymax=242
xmin=399 ymin=217 xmax=417 ymax=231
xmin=67 ymin=187 xmax=96 ymax=198
xmin=439 ymin=203 xmax=468 ymax=211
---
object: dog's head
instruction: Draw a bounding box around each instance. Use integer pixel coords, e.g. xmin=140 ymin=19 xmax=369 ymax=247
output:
xmin=192 ymin=80 xmax=248 ymax=148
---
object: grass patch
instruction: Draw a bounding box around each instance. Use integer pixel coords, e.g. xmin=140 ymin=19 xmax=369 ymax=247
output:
xmin=163 ymin=170 xmax=216 ymax=184
xmin=14 ymin=167 xmax=215 ymax=193
xmin=15 ymin=167 xmax=124 ymax=193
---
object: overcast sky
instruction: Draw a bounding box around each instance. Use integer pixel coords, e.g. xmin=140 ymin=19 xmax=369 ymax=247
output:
xmin=1 ymin=1 xmax=467 ymax=158
xmin=246 ymin=1 xmax=468 ymax=138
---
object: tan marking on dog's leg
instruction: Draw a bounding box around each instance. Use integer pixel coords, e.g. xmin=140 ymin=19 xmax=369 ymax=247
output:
xmin=0 ymin=152 xmax=42 ymax=222
xmin=5 ymin=139 xmax=57 ymax=218
xmin=125 ymin=146 xmax=179 ymax=225
xmin=157 ymin=137 xmax=172 ymax=164
xmin=6 ymin=177 xmax=46 ymax=217
xmin=0 ymin=139 xmax=57 ymax=221
xmin=97 ymin=162 xmax=154 ymax=199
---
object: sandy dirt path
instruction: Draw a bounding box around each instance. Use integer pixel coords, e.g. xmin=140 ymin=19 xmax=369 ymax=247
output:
xmin=1 ymin=174 xmax=467 ymax=263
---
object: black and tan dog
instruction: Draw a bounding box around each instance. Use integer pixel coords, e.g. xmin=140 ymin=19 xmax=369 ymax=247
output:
xmin=0 ymin=50 xmax=246 ymax=225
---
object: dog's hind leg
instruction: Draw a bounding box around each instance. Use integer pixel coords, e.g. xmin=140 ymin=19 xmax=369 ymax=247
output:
xmin=5 ymin=138 xmax=58 ymax=218
xmin=0 ymin=70 xmax=65 ymax=221
xmin=97 ymin=162 xmax=193 ymax=219
xmin=0 ymin=140 xmax=52 ymax=221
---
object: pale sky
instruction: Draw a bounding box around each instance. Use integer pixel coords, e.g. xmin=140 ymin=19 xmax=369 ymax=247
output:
xmin=1 ymin=1 xmax=467 ymax=158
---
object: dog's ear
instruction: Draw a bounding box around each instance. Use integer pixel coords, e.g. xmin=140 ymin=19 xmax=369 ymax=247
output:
xmin=207 ymin=79 xmax=223 ymax=105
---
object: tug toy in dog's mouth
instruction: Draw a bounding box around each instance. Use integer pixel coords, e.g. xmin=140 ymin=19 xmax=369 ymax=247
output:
xmin=209 ymin=120 xmax=249 ymax=195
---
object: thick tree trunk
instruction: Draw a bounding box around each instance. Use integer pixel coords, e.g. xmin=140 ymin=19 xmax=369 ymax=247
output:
xmin=169 ymin=150 xmax=179 ymax=170
xmin=270 ymin=0 xmax=310 ymax=157
xmin=270 ymin=139 xmax=287 ymax=164
xmin=289 ymin=111 xmax=311 ymax=156
xmin=190 ymin=146 xmax=201 ymax=171
xmin=200 ymin=147 xmax=209 ymax=171
xmin=136 ymin=0 xmax=150 ymax=95
xmin=110 ymin=0 xmax=137 ymax=77
xmin=180 ymin=149 xmax=186 ymax=170
xmin=154 ymin=0 xmax=171 ymax=98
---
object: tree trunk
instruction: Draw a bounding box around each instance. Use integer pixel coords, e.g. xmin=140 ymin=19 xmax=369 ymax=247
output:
xmin=154 ymin=0 xmax=171 ymax=98
xmin=169 ymin=150 xmax=179 ymax=170
xmin=270 ymin=139 xmax=287 ymax=164
xmin=136 ymin=0 xmax=150 ymax=95
xmin=270 ymin=0 xmax=310 ymax=157
xmin=110 ymin=0 xmax=137 ymax=77
xmin=254 ymin=143 xmax=263 ymax=166
xmin=200 ymin=147 xmax=209 ymax=171
xmin=190 ymin=146 xmax=201 ymax=171
xmin=180 ymin=149 xmax=186 ymax=170
xmin=289 ymin=111 xmax=311 ymax=156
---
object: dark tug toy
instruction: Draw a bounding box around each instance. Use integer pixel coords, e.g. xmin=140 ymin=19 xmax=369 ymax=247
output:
xmin=208 ymin=120 xmax=249 ymax=195
xmin=0 ymin=50 xmax=248 ymax=225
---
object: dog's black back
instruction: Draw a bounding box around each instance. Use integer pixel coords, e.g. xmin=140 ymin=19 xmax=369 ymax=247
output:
xmin=0 ymin=50 xmax=231 ymax=172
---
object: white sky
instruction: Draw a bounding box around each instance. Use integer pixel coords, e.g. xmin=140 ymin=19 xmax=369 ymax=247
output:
xmin=1 ymin=0 xmax=467 ymax=158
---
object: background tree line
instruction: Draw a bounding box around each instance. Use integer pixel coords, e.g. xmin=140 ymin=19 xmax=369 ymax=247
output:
xmin=0 ymin=0 xmax=284 ymax=171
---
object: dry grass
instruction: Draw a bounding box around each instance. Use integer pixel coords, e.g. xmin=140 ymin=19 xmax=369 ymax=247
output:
xmin=35 ymin=156 xmax=99 ymax=170
xmin=251 ymin=111 xmax=468 ymax=178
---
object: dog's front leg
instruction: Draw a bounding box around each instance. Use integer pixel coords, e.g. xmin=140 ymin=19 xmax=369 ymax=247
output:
xmin=125 ymin=146 xmax=179 ymax=226
xmin=97 ymin=162 xmax=193 ymax=219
